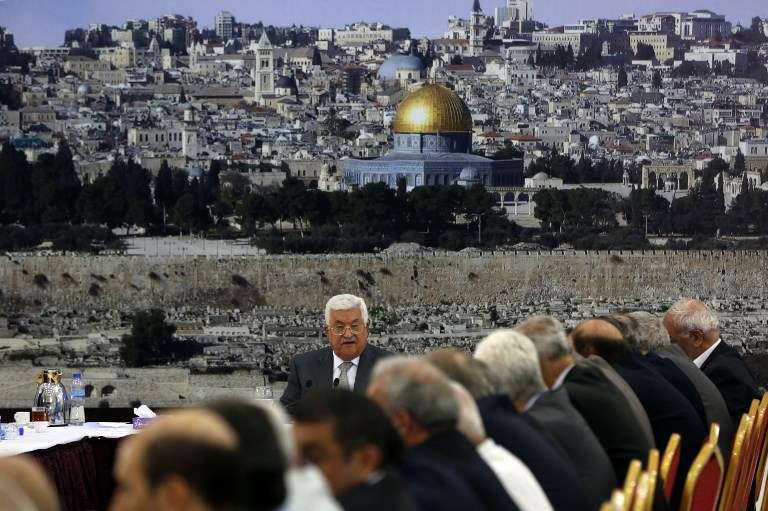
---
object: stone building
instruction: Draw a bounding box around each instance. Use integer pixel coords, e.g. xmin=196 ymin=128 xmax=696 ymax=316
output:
xmin=343 ymin=83 xmax=523 ymax=190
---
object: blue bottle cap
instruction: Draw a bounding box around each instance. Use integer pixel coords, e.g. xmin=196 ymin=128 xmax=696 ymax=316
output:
xmin=73 ymin=372 xmax=81 ymax=379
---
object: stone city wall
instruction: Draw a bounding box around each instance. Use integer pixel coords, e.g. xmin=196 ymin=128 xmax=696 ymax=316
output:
xmin=1 ymin=251 xmax=767 ymax=311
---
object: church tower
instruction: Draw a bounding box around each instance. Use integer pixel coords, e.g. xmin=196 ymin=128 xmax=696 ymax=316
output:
xmin=469 ymin=0 xmax=485 ymax=57
xmin=253 ymin=31 xmax=275 ymax=104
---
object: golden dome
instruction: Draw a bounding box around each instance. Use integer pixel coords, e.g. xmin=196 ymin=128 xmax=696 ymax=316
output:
xmin=391 ymin=84 xmax=473 ymax=134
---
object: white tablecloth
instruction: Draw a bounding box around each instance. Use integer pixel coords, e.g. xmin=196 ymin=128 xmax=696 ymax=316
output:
xmin=0 ymin=422 xmax=135 ymax=457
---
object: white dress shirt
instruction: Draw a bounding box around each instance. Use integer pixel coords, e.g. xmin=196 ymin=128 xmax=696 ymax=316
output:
xmin=477 ymin=438 xmax=554 ymax=511
xmin=332 ymin=352 xmax=359 ymax=390
xmin=693 ymin=339 xmax=722 ymax=368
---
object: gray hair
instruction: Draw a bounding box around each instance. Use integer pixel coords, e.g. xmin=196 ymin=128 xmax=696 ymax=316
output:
xmin=451 ymin=383 xmax=486 ymax=446
xmin=474 ymin=329 xmax=546 ymax=402
xmin=371 ymin=356 xmax=458 ymax=432
xmin=664 ymin=299 xmax=719 ymax=333
xmin=324 ymin=294 xmax=369 ymax=326
xmin=627 ymin=311 xmax=670 ymax=352
xmin=514 ymin=316 xmax=571 ymax=361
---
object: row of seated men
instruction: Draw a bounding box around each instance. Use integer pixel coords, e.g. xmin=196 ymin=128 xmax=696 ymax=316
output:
xmin=0 ymin=294 xmax=759 ymax=511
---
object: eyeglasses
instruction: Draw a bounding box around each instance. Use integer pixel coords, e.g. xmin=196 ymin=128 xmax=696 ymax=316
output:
xmin=330 ymin=324 xmax=365 ymax=336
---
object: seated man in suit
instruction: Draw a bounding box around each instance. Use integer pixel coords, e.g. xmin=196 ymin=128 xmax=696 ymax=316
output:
xmin=426 ymin=348 xmax=590 ymax=511
xmin=572 ymin=319 xmax=707 ymax=510
xmin=292 ymin=389 xmax=419 ymax=511
xmin=280 ymin=294 xmax=391 ymax=413
xmin=606 ymin=313 xmax=708 ymax=426
xmin=663 ymin=299 xmax=761 ymax=428
xmin=629 ymin=311 xmax=734 ymax=461
xmin=367 ymin=357 xmax=519 ymax=511
xmin=476 ymin=329 xmax=615 ymax=510
xmin=451 ymin=381 xmax=554 ymax=511
xmin=515 ymin=316 xmax=653 ymax=483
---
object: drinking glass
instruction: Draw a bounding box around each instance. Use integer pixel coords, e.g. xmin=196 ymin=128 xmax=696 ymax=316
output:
xmin=31 ymin=407 xmax=49 ymax=422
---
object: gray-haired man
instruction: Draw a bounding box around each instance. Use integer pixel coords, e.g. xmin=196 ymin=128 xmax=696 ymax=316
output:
xmin=280 ymin=294 xmax=392 ymax=414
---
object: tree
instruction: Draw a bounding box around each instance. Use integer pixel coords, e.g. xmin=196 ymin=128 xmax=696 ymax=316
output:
xmin=635 ymin=42 xmax=656 ymax=61
xmin=652 ymin=70 xmax=662 ymax=90
xmin=491 ymin=141 xmax=523 ymax=160
xmin=617 ymin=68 xmax=628 ymax=89
xmin=120 ymin=309 xmax=198 ymax=367
xmin=734 ymin=149 xmax=746 ymax=176
xmin=0 ymin=143 xmax=33 ymax=224
xmin=154 ymin=160 xmax=174 ymax=227
xmin=171 ymin=193 xmax=195 ymax=231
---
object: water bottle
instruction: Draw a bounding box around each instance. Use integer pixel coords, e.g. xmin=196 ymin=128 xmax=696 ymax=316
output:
xmin=69 ymin=372 xmax=86 ymax=426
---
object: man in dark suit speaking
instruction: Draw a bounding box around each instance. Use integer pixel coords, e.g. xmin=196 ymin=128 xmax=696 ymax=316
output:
xmin=280 ymin=294 xmax=392 ymax=413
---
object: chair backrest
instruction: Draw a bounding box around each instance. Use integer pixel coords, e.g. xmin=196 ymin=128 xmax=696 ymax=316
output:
xmin=680 ymin=440 xmax=725 ymax=511
xmin=710 ymin=422 xmax=721 ymax=447
xmin=735 ymin=399 xmax=764 ymax=511
xmin=718 ymin=413 xmax=751 ymax=511
xmin=645 ymin=449 xmax=660 ymax=511
xmin=755 ymin=393 xmax=768 ymax=508
xmin=661 ymin=433 xmax=682 ymax=502
xmin=601 ymin=489 xmax=626 ymax=511
xmin=623 ymin=459 xmax=643 ymax=511
xmin=632 ymin=472 xmax=651 ymax=511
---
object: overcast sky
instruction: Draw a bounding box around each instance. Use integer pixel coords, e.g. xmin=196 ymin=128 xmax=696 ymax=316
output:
xmin=1 ymin=0 xmax=765 ymax=47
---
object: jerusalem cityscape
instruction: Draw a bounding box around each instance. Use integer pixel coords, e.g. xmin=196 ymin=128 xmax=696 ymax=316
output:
xmin=0 ymin=0 xmax=767 ymax=412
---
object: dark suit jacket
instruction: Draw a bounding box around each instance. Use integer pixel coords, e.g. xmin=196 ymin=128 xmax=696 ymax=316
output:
xmin=657 ymin=344 xmax=735 ymax=459
xmin=614 ymin=352 xmax=708 ymax=509
xmin=645 ymin=352 xmax=708 ymax=426
xmin=337 ymin=469 xmax=420 ymax=511
xmin=564 ymin=363 xmax=653 ymax=482
xmin=476 ymin=394 xmax=591 ymax=511
xmin=279 ymin=344 xmax=391 ymax=414
xmin=407 ymin=429 xmax=519 ymax=511
xmin=525 ymin=387 xmax=616 ymax=509
xmin=399 ymin=457 xmax=486 ymax=511
xmin=700 ymin=340 xmax=761 ymax=428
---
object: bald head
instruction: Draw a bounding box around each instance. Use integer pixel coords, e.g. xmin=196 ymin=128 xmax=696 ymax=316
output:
xmin=112 ymin=410 xmax=240 ymax=511
xmin=663 ymin=298 xmax=720 ymax=360
xmin=570 ymin=319 xmax=628 ymax=364
xmin=0 ymin=455 xmax=59 ymax=511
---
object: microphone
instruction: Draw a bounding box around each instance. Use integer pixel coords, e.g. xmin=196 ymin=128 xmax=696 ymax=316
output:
xmin=305 ymin=380 xmax=313 ymax=389
xmin=333 ymin=378 xmax=340 ymax=388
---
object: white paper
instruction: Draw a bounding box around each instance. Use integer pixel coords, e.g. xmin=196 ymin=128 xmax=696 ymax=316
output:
xmin=133 ymin=405 xmax=157 ymax=418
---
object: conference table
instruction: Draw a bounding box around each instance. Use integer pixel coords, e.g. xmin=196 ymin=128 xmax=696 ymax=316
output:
xmin=0 ymin=423 xmax=136 ymax=511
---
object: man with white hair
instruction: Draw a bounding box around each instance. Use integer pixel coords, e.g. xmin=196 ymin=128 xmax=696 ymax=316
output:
xmin=367 ymin=357 xmax=519 ymax=511
xmin=451 ymin=383 xmax=554 ymax=511
xmin=663 ymin=298 xmax=760 ymax=428
xmin=475 ymin=330 xmax=614 ymax=510
xmin=280 ymin=294 xmax=392 ymax=414
xmin=424 ymin=348 xmax=591 ymax=511
xmin=631 ymin=311 xmax=734 ymax=464
xmin=515 ymin=316 xmax=653 ymax=484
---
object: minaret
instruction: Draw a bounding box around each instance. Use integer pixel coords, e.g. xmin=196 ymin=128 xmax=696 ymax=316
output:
xmin=253 ymin=31 xmax=275 ymax=104
xmin=182 ymin=106 xmax=198 ymax=159
xmin=469 ymin=0 xmax=485 ymax=57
